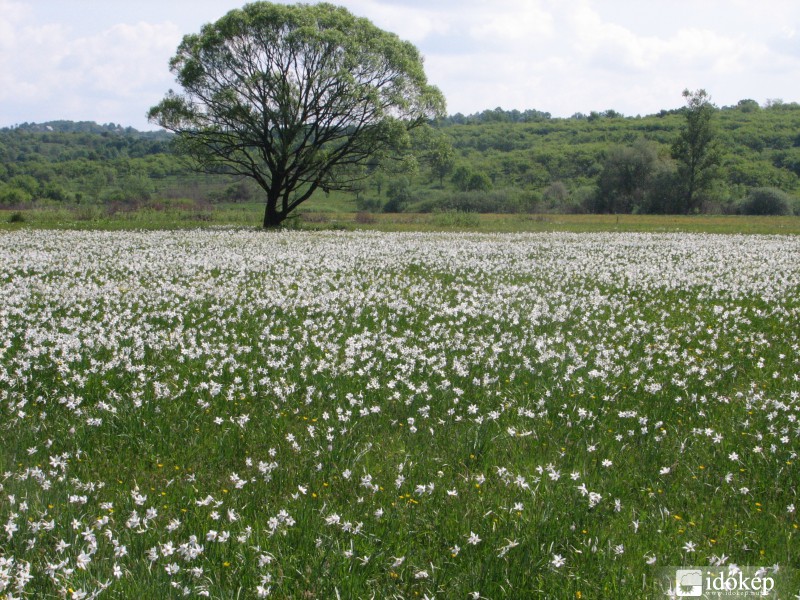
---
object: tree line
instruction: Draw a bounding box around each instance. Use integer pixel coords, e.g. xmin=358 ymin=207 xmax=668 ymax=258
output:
xmin=416 ymin=92 xmax=799 ymax=216
xmin=2 ymin=95 xmax=798 ymax=217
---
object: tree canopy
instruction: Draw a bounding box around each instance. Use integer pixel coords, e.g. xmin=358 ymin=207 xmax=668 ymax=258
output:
xmin=148 ymin=1 xmax=445 ymax=227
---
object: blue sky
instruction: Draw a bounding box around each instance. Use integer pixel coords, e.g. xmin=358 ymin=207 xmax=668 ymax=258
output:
xmin=1 ymin=0 xmax=799 ymax=130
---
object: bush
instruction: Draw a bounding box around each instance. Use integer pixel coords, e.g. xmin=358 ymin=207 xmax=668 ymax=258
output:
xmin=43 ymin=182 xmax=69 ymax=201
xmin=355 ymin=197 xmax=383 ymax=212
xmin=739 ymin=187 xmax=793 ymax=215
xmin=0 ymin=186 xmax=32 ymax=206
xmin=7 ymin=211 xmax=25 ymax=223
xmin=451 ymin=166 xmax=492 ymax=192
xmin=383 ymin=177 xmax=415 ymax=213
xmin=216 ymin=180 xmax=256 ymax=202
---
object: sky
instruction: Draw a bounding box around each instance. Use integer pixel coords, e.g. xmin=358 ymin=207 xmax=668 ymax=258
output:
xmin=1 ymin=0 xmax=799 ymax=130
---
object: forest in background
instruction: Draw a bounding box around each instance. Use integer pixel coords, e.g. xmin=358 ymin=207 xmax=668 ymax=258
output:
xmin=1 ymin=98 xmax=799 ymax=217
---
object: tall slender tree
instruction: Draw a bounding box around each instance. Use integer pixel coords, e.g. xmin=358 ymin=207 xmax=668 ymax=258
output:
xmin=671 ymin=89 xmax=721 ymax=213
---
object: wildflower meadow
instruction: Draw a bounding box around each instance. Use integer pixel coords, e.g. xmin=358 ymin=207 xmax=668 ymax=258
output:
xmin=0 ymin=229 xmax=798 ymax=599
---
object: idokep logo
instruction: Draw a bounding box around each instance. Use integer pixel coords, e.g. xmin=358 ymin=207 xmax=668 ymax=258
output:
xmin=660 ymin=566 xmax=786 ymax=598
xmin=675 ymin=569 xmax=703 ymax=597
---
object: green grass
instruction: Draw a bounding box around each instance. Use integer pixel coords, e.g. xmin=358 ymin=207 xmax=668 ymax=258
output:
xmin=0 ymin=229 xmax=798 ymax=599
xmin=3 ymin=201 xmax=800 ymax=234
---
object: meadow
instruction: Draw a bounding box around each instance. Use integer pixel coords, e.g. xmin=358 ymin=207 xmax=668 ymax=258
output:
xmin=4 ymin=202 xmax=800 ymax=236
xmin=0 ymin=228 xmax=798 ymax=598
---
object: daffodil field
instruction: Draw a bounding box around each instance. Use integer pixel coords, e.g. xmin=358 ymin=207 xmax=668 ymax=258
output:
xmin=1 ymin=229 xmax=798 ymax=599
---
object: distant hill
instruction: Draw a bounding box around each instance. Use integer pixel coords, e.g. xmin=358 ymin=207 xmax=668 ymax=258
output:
xmin=3 ymin=120 xmax=172 ymax=140
xmin=1 ymin=104 xmax=799 ymax=215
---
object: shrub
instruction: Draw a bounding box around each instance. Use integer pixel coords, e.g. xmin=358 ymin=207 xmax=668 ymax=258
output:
xmin=0 ymin=186 xmax=32 ymax=207
xmin=355 ymin=197 xmax=383 ymax=212
xmin=739 ymin=187 xmax=792 ymax=215
xmin=383 ymin=177 xmax=414 ymax=213
xmin=43 ymin=182 xmax=69 ymax=202
xmin=217 ymin=180 xmax=256 ymax=202
xmin=7 ymin=211 xmax=25 ymax=223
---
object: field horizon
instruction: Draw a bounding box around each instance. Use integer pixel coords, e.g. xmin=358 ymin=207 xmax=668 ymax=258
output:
xmin=2 ymin=204 xmax=800 ymax=236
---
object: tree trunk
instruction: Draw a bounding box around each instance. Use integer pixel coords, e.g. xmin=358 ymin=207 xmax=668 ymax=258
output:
xmin=263 ymin=192 xmax=284 ymax=228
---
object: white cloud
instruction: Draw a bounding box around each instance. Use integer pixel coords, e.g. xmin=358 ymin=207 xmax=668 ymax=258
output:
xmin=64 ymin=22 xmax=181 ymax=95
xmin=342 ymin=0 xmax=449 ymax=43
xmin=0 ymin=7 xmax=181 ymax=126
xmin=1 ymin=0 xmax=800 ymax=127
xmin=468 ymin=2 xmax=554 ymax=43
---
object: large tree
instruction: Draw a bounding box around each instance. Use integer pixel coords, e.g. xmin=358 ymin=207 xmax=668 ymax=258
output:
xmin=671 ymin=89 xmax=721 ymax=213
xmin=148 ymin=2 xmax=445 ymax=227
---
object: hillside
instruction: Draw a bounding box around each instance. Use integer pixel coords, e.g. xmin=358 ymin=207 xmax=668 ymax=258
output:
xmin=1 ymin=100 xmax=799 ymax=215
xmin=427 ymin=101 xmax=800 ymax=215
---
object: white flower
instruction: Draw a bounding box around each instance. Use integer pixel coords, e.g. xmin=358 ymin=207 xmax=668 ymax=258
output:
xmin=551 ymin=554 xmax=566 ymax=568
xmin=76 ymin=552 xmax=92 ymax=570
xmin=497 ymin=539 xmax=519 ymax=558
xmin=466 ymin=531 xmax=481 ymax=545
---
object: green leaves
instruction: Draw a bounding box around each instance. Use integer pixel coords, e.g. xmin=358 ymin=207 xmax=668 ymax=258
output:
xmin=671 ymin=89 xmax=722 ymax=213
xmin=149 ymin=1 xmax=445 ymax=227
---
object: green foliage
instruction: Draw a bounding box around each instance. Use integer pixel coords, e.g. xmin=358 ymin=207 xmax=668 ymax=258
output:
xmin=148 ymin=1 xmax=445 ymax=227
xmin=383 ymin=177 xmax=415 ymax=212
xmin=427 ymin=136 xmax=456 ymax=186
xmin=8 ymin=174 xmax=39 ymax=196
xmin=593 ymin=139 xmax=669 ymax=213
xmin=3 ymin=94 xmax=800 ymax=218
xmin=542 ymin=181 xmax=570 ymax=207
xmin=739 ymin=187 xmax=794 ymax=215
xmin=467 ymin=171 xmax=492 ymax=192
xmin=450 ymin=165 xmax=492 ymax=192
xmin=671 ymin=89 xmax=723 ymax=213
xmin=0 ymin=185 xmax=31 ymax=206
